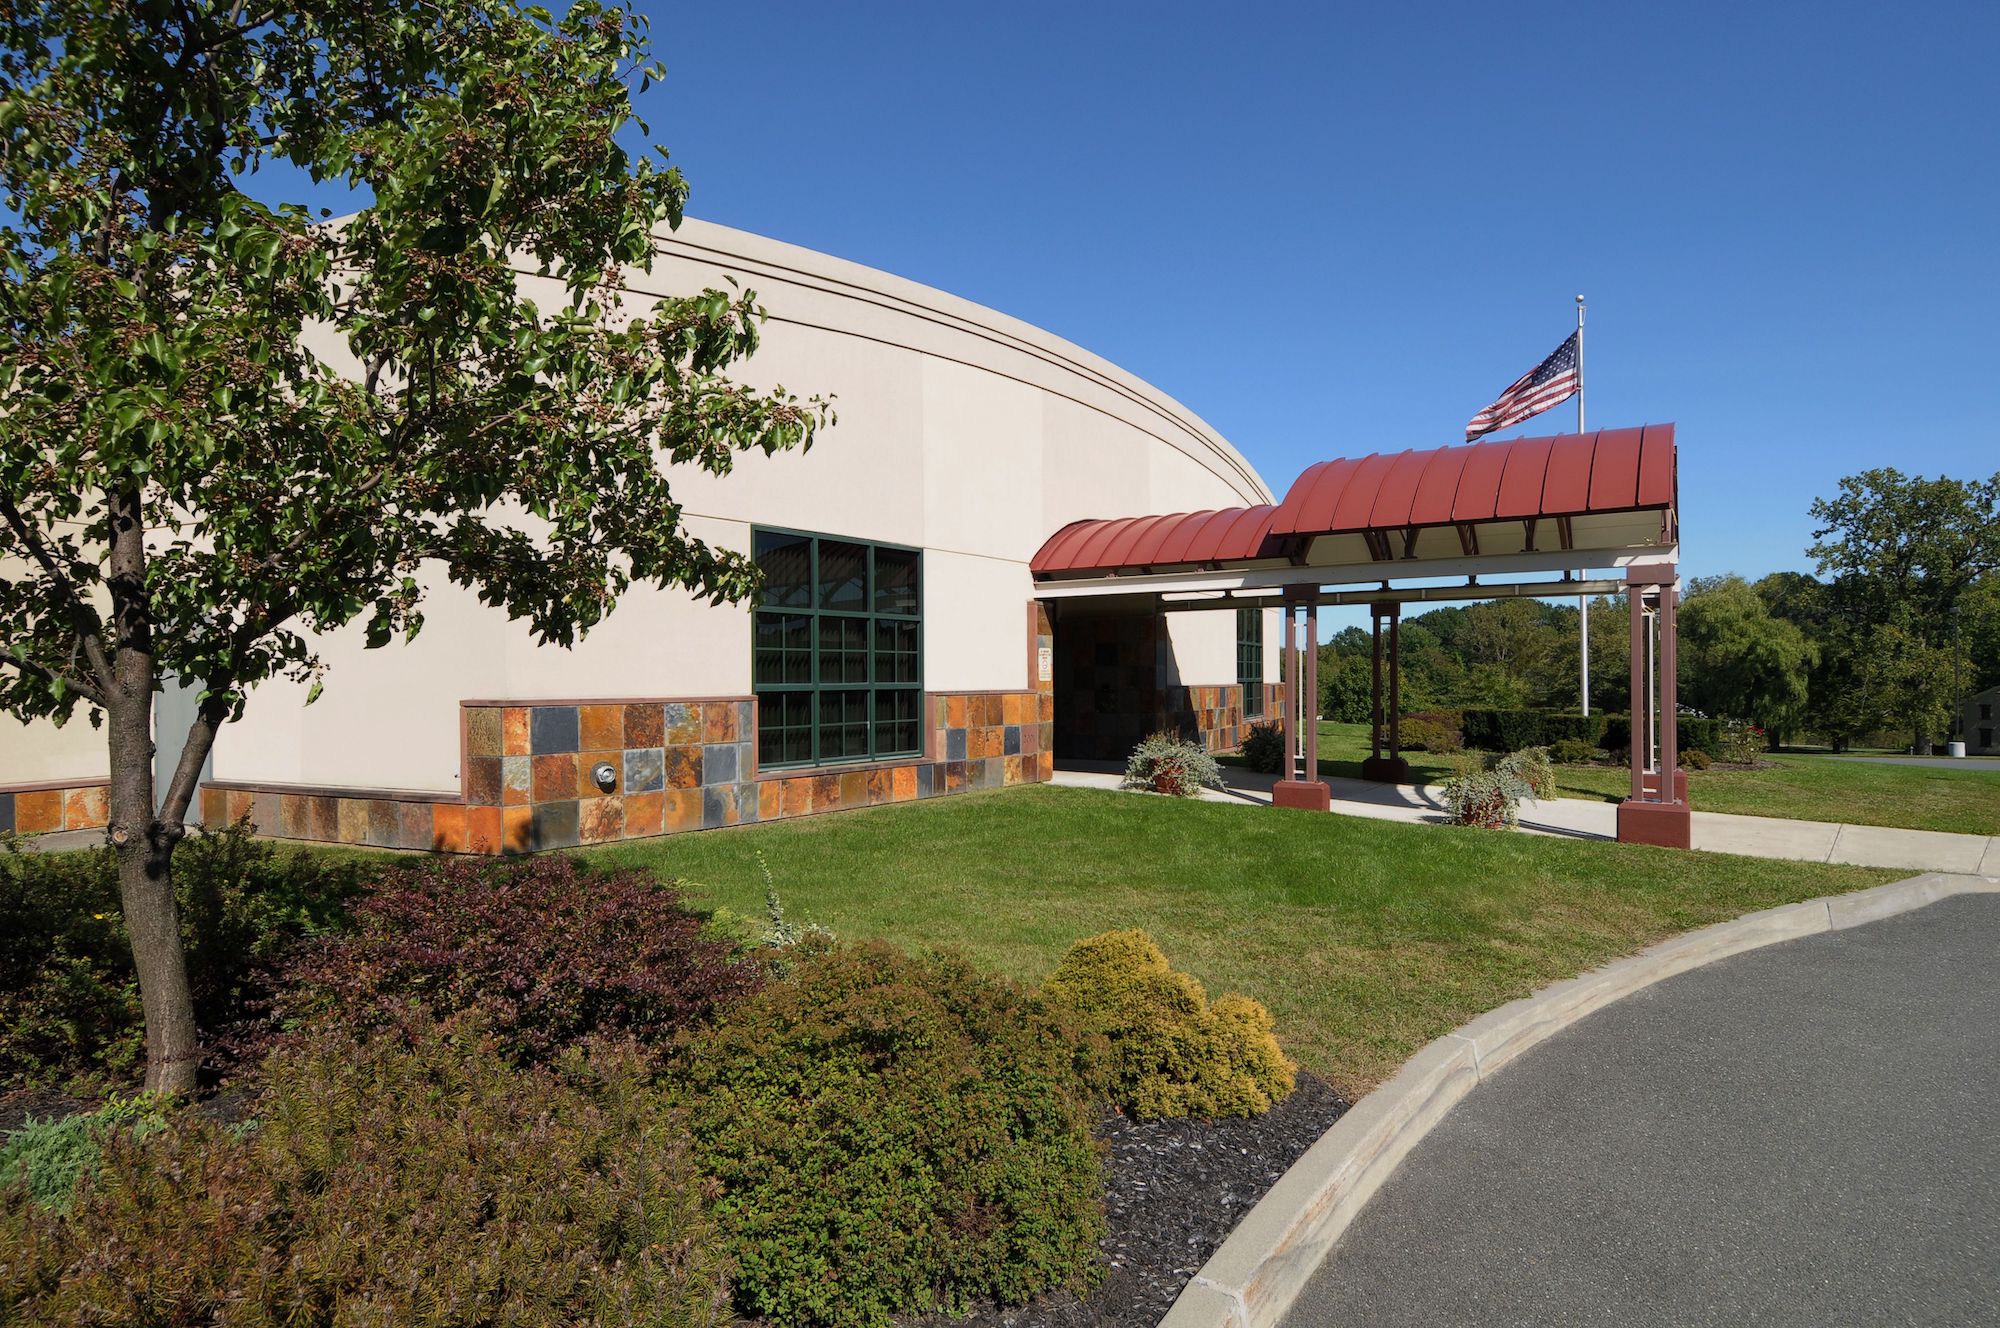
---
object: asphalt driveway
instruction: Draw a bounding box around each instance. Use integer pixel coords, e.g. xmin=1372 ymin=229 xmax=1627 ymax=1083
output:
xmin=1283 ymin=892 xmax=2000 ymax=1327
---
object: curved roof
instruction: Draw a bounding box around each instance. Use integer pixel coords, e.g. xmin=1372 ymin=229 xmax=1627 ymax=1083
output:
xmin=1031 ymin=425 xmax=1676 ymax=577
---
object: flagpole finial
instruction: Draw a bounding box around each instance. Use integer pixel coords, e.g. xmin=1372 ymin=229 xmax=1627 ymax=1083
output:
xmin=1575 ymin=293 xmax=1585 ymax=304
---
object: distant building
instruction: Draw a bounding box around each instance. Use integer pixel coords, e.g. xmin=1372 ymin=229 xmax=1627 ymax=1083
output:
xmin=1960 ymin=685 xmax=2000 ymax=755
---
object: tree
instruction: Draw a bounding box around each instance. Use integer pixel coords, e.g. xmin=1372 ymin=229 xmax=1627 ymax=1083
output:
xmin=1808 ymin=469 xmax=2000 ymax=751
xmin=0 ymin=0 xmax=829 ymax=1092
xmin=1316 ymin=644 xmax=1371 ymax=723
xmin=1679 ymin=575 xmax=1816 ymax=747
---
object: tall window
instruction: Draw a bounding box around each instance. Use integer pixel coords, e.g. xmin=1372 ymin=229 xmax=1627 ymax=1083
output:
xmin=1237 ymin=607 xmax=1264 ymax=716
xmin=753 ymin=529 xmax=923 ymax=769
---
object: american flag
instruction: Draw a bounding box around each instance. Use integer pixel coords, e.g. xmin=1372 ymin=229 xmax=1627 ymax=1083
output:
xmin=1465 ymin=331 xmax=1579 ymax=441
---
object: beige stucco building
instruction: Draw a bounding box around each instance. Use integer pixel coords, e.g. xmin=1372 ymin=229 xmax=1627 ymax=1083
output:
xmin=1 ymin=218 xmax=1280 ymax=850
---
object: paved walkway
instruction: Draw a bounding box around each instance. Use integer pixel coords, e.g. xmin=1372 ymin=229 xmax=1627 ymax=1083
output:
xmin=1050 ymin=765 xmax=2000 ymax=875
xmin=1280 ymin=892 xmax=2000 ymax=1327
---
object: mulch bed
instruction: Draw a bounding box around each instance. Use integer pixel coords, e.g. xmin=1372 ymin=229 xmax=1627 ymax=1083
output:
xmin=908 ymin=1072 xmax=1349 ymax=1328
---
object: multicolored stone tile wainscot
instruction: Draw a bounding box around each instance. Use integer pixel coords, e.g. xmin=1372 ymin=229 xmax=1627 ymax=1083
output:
xmin=199 ymin=691 xmax=1052 ymax=855
xmin=0 ymin=780 xmax=110 ymax=837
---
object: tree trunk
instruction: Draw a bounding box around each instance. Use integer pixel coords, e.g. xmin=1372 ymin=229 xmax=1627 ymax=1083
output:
xmin=103 ymin=485 xmax=201 ymax=1096
xmin=106 ymin=677 xmax=199 ymax=1094
xmin=1913 ymin=727 xmax=1932 ymax=756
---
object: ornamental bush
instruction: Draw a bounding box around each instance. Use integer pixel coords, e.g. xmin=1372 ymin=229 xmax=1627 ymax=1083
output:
xmin=675 ymin=942 xmax=1104 ymax=1328
xmin=0 ymin=1025 xmax=732 ymax=1328
xmin=278 ymin=854 xmax=760 ymax=1066
xmin=1442 ymin=767 xmax=1532 ymax=828
xmin=1493 ymin=746 xmax=1556 ymax=800
xmin=1042 ymin=929 xmax=1295 ymax=1121
xmin=1239 ymin=720 xmax=1285 ymax=773
xmin=1680 ymin=747 xmax=1713 ymax=770
xmin=0 ymin=823 xmax=366 ymax=1091
xmin=1550 ymin=738 xmax=1600 ymax=766
xmin=1122 ymin=731 xmax=1225 ymax=797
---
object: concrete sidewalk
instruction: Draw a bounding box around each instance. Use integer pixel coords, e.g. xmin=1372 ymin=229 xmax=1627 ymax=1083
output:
xmin=1050 ymin=765 xmax=2000 ymax=875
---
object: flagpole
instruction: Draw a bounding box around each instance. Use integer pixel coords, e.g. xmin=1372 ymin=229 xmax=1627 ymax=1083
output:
xmin=1576 ymin=294 xmax=1589 ymax=717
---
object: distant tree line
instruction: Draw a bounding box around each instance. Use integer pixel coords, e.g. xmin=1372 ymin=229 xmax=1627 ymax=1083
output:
xmin=1316 ymin=468 xmax=2000 ymax=753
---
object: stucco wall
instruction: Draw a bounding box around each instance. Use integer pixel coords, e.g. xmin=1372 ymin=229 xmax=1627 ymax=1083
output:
xmin=17 ymin=218 xmax=1271 ymax=796
xmin=2 ymin=715 xmax=106 ymax=786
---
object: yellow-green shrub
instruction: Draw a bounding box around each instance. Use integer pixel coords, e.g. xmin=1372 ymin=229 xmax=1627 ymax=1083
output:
xmin=1042 ymin=930 xmax=1295 ymax=1119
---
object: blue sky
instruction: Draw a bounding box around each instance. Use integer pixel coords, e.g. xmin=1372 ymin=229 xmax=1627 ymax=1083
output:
xmin=635 ymin=0 xmax=1997 ymax=583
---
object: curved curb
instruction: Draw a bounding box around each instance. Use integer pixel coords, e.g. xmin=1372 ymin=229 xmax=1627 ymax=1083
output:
xmin=1158 ymin=871 xmax=2000 ymax=1328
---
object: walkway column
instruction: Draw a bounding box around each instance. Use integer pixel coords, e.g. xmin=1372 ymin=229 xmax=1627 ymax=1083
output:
xmin=1617 ymin=564 xmax=1691 ymax=848
xmin=1369 ymin=607 xmax=1383 ymax=762
xmin=1304 ymin=599 xmax=1320 ymax=780
xmin=1362 ymin=600 xmax=1411 ymax=783
xmin=1279 ymin=608 xmax=1296 ymax=783
xmin=1388 ymin=604 xmax=1403 ymax=763
xmin=1273 ymin=595 xmax=1330 ymax=812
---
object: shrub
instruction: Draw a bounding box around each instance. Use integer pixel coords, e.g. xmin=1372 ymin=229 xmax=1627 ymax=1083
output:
xmin=1680 ymin=747 xmax=1712 ymax=770
xmin=280 ymin=854 xmax=759 ymax=1066
xmin=1443 ymin=767 xmax=1532 ymax=828
xmin=1399 ymin=717 xmax=1463 ymax=754
xmin=1398 ymin=710 xmax=1464 ymax=753
xmin=1121 ymin=731 xmax=1224 ymax=798
xmin=1461 ymin=709 xmax=1608 ymax=751
xmin=1493 ymin=746 xmax=1555 ymax=799
xmin=1 ymin=1025 xmax=730 ymax=1327
xmin=0 ymin=1093 xmax=169 ymax=1213
xmin=675 ymin=942 xmax=1103 ymax=1327
xmin=1042 ymin=929 xmax=1295 ymax=1121
xmin=0 ymin=823 xmax=367 ymax=1091
xmin=1550 ymin=737 xmax=1600 ymax=766
xmin=1718 ymin=720 xmax=1764 ymax=765
xmin=1601 ymin=713 xmax=1723 ymax=759
xmin=1239 ymin=720 xmax=1285 ymax=774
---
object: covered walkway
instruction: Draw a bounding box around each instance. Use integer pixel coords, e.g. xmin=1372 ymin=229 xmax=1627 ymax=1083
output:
xmin=1034 ymin=426 xmax=1695 ymax=847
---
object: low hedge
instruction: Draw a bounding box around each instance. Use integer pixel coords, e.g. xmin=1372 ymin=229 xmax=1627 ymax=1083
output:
xmin=1460 ymin=709 xmax=1722 ymax=758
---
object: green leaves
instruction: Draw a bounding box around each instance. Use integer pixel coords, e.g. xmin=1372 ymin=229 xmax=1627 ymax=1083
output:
xmin=0 ymin=0 xmax=830 ymax=735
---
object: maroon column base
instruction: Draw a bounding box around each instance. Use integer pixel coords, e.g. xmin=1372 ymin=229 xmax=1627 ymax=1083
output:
xmin=1617 ymin=799 xmax=1692 ymax=849
xmin=1272 ymin=780 xmax=1331 ymax=812
xmin=1640 ymin=769 xmax=1691 ymax=802
xmin=1360 ymin=755 xmax=1411 ymax=784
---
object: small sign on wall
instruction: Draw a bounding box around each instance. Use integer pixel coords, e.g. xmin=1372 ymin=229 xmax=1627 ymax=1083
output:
xmin=1037 ymin=645 xmax=1052 ymax=683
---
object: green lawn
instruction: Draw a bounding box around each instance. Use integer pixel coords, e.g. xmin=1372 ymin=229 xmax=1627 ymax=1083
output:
xmin=1290 ymin=721 xmax=2000 ymax=836
xmin=578 ymin=784 xmax=1896 ymax=1095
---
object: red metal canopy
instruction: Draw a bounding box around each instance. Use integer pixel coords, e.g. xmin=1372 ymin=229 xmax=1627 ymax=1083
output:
xmin=1031 ymin=425 xmax=1676 ymax=577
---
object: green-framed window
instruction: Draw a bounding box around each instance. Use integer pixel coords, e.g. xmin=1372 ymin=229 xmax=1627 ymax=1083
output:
xmin=1237 ymin=607 xmax=1264 ymax=716
xmin=753 ymin=529 xmax=923 ymax=769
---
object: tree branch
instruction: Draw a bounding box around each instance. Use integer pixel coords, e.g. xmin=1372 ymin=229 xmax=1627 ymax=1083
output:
xmin=158 ymin=693 xmax=228 ymax=825
xmin=0 ymin=643 xmax=109 ymax=708
xmin=0 ymin=492 xmax=115 ymax=691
